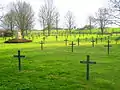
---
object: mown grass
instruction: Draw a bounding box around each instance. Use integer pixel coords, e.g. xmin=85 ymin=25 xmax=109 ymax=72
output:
xmin=0 ymin=33 xmax=120 ymax=90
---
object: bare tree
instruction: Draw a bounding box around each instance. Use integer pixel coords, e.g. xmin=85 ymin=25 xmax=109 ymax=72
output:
xmin=38 ymin=6 xmax=46 ymax=35
xmin=0 ymin=6 xmax=4 ymax=20
xmin=87 ymin=16 xmax=95 ymax=33
xmin=109 ymin=0 xmax=120 ymax=26
xmin=54 ymin=11 xmax=60 ymax=35
xmin=39 ymin=0 xmax=57 ymax=36
xmin=94 ymin=8 xmax=111 ymax=34
xmin=12 ymin=1 xmax=34 ymax=38
xmin=65 ymin=11 xmax=75 ymax=35
xmin=0 ymin=10 xmax=15 ymax=36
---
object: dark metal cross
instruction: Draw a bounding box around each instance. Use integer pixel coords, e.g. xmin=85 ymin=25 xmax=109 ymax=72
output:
xmin=13 ymin=50 xmax=25 ymax=71
xmin=43 ymin=37 xmax=46 ymax=42
xmin=100 ymin=38 xmax=103 ymax=42
xmin=40 ymin=41 xmax=44 ymax=50
xmin=104 ymin=40 xmax=112 ymax=55
xmin=56 ymin=35 xmax=58 ymax=41
xmin=64 ymin=39 xmax=68 ymax=46
xmin=82 ymin=33 xmax=84 ymax=37
xmin=79 ymin=32 xmax=80 ymax=37
xmin=77 ymin=38 xmax=80 ymax=46
xmin=115 ymin=40 xmax=118 ymax=44
xmin=91 ymin=40 xmax=95 ymax=47
xmin=69 ymin=41 xmax=76 ymax=52
xmin=108 ymin=36 xmax=110 ymax=40
xmin=80 ymin=55 xmax=96 ymax=80
xmin=32 ymin=36 xmax=34 ymax=41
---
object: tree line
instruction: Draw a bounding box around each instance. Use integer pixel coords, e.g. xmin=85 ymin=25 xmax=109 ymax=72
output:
xmin=0 ymin=0 xmax=120 ymax=37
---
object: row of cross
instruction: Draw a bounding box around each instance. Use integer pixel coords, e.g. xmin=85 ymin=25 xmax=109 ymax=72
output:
xmin=40 ymin=38 xmax=112 ymax=54
xmin=13 ymin=50 xmax=96 ymax=81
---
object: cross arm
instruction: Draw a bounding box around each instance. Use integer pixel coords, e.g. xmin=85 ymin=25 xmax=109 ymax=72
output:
xmin=104 ymin=45 xmax=112 ymax=47
xmin=64 ymin=40 xmax=68 ymax=41
xmin=69 ymin=44 xmax=76 ymax=45
xmin=13 ymin=55 xmax=25 ymax=58
xmin=80 ymin=61 xmax=96 ymax=64
xmin=91 ymin=40 xmax=95 ymax=42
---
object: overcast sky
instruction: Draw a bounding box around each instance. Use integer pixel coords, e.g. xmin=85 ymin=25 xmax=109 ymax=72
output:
xmin=0 ymin=0 xmax=108 ymax=29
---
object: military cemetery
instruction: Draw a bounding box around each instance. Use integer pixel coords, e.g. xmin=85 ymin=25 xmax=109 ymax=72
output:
xmin=0 ymin=0 xmax=120 ymax=90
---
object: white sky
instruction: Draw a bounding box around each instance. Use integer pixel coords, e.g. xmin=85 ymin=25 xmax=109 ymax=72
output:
xmin=0 ymin=0 xmax=108 ymax=29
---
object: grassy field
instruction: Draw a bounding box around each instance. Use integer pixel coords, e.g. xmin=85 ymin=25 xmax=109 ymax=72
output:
xmin=0 ymin=33 xmax=120 ymax=90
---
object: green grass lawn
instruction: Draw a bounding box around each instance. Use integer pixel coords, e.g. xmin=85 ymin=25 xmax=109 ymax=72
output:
xmin=0 ymin=34 xmax=120 ymax=90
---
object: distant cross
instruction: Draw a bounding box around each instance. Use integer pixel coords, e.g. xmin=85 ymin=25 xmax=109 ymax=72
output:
xmin=96 ymin=35 xmax=99 ymax=38
xmin=29 ymin=37 xmax=31 ymax=40
xmin=110 ymin=33 xmax=112 ymax=36
xmin=32 ymin=36 xmax=34 ymax=41
xmin=77 ymin=38 xmax=80 ymax=46
xmin=56 ymin=35 xmax=58 ymax=41
xmin=64 ymin=39 xmax=69 ymax=46
xmin=108 ymin=36 xmax=110 ymax=40
xmin=91 ymin=39 xmax=95 ymax=47
xmin=43 ymin=37 xmax=46 ymax=42
xmin=40 ymin=41 xmax=44 ymax=50
xmin=69 ymin=41 xmax=76 ymax=52
xmin=4 ymin=37 xmax=6 ymax=41
xmin=80 ymin=55 xmax=96 ymax=80
xmin=95 ymin=38 xmax=98 ymax=44
xmin=83 ymin=33 xmax=84 ymax=37
xmin=104 ymin=40 xmax=112 ymax=55
xmin=115 ymin=40 xmax=118 ymax=44
xmin=79 ymin=32 xmax=80 ymax=37
xmin=100 ymin=38 xmax=103 ymax=42
xmin=13 ymin=50 xmax=25 ymax=71
xmin=38 ymin=34 xmax=40 ymax=38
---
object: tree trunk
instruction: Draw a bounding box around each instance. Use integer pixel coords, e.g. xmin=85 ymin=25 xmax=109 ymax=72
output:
xmin=43 ymin=29 xmax=45 ymax=36
xmin=21 ymin=30 xmax=24 ymax=39
xmin=69 ymin=29 xmax=71 ymax=35
xmin=48 ymin=28 xmax=51 ymax=36
xmin=26 ymin=30 xmax=28 ymax=36
xmin=48 ymin=24 xmax=51 ymax=36
xmin=10 ymin=22 xmax=14 ymax=38
xmin=101 ymin=28 xmax=104 ymax=35
xmin=56 ymin=28 xmax=58 ymax=35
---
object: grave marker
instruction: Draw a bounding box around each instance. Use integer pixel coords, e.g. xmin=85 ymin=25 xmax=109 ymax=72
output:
xmin=43 ymin=37 xmax=46 ymax=42
xmin=77 ymin=38 xmax=80 ymax=46
xmin=56 ymin=35 xmax=58 ymax=41
xmin=69 ymin=41 xmax=76 ymax=52
xmin=82 ymin=33 xmax=84 ymax=37
xmin=115 ymin=40 xmax=118 ymax=44
xmin=100 ymin=38 xmax=103 ymax=42
xmin=104 ymin=40 xmax=112 ymax=55
xmin=80 ymin=55 xmax=96 ymax=80
xmin=13 ymin=50 xmax=25 ymax=71
xmin=40 ymin=41 xmax=44 ymax=50
xmin=79 ymin=32 xmax=80 ymax=37
xmin=91 ymin=39 xmax=95 ymax=47
xmin=108 ymin=36 xmax=110 ymax=40
xmin=64 ymin=39 xmax=69 ymax=46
